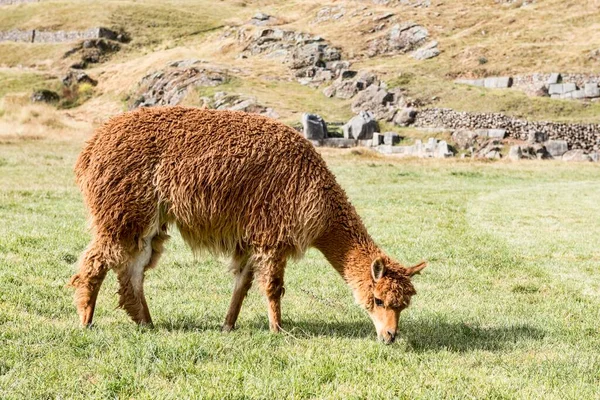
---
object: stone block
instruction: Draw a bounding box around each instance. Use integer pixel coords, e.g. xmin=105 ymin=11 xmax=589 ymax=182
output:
xmin=383 ymin=132 xmax=401 ymax=145
xmin=302 ymin=113 xmax=327 ymax=140
xmin=372 ymin=132 xmax=384 ymax=146
xmin=548 ymin=83 xmax=563 ymax=95
xmin=320 ymin=138 xmax=356 ymax=148
xmin=508 ymin=145 xmax=522 ymax=160
xmin=436 ymin=140 xmax=452 ymax=158
xmin=547 ymin=73 xmax=561 ymax=85
xmin=544 ymin=140 xmax=568 ymax=157
xmin=563 ymin=83 xmax=577 ymax=93
xmin=496 ymin=77 xmax=513 ymax=88
xmin=487 ymin=129 xmax=506 ymax=139
xmin=562 ymin=150 xmax=591 ymax=162
xmin=357 ymin=139 xmax=373 ymax=147
xmin=572 ymin=90 xmax=586 ymax=99
xmin=584 ymin=83 xmax=600 ymax=98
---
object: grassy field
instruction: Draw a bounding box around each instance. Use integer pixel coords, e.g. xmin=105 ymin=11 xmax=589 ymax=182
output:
xmin=0 ymin=137 xmax=599 ymax=399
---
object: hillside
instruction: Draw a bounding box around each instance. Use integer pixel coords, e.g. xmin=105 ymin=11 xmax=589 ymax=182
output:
xmin=1 ymin=0 xmax=600 ymax=135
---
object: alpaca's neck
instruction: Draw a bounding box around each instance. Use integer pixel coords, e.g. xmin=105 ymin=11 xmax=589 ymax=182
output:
xmin=313 ymin=211 xmax=380 ymax=283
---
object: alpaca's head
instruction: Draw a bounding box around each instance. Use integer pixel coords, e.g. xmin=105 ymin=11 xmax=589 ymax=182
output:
xmin=363 ymin=257 xmax=427 ymax=344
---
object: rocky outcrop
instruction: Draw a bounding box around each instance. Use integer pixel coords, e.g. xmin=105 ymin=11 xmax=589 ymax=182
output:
xmin=366 ymin=22 xmax=431 ymax=57
xmin=61 ymin=70 xmax=97 ymax=87
xmin=200 ymin=92 xmax=278 ymax=118
xmin=64 ymin=38 xmax=121 ymax=69
xmin=232 ymin=27 xmax=344 ymax=84
xmin=128 ymin=60 xmax=230 ymax=109
xmin=351 ymin=82 xmax=407 ymax=121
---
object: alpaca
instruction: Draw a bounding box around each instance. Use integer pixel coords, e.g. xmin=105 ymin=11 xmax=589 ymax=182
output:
xmin=69 ymin=106 xmax=427 ymax=343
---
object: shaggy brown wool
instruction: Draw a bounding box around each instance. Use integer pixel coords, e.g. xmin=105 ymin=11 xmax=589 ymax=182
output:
xmin=69 ymin=106 xmax=426 ymax=341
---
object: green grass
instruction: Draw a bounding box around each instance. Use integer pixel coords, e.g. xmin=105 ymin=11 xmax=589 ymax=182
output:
xmin=1 ymin=138 xmax=599 ymax=399
xmin=0 ymin=70 xmax=50 ymax=98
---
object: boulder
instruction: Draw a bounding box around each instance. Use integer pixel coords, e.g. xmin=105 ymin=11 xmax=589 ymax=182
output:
xmin=393 ymin=107 xmax=417 ymax=126
xmin=562 ymin=150 xmax=591 ymax=162
xmin=412 ymin=41 xmax=439 ymax=60
xmin=30 ymin=89 xmax=59 ymax=103
xmin=367 ymin=22 xmax=429 ymax=57
xmin=343 ymin=111 xmax=379 ymax=140
xmin=61 ymin=70 xmax=98 ymax=87
xmin=302 ymin=113 xmax=328 ymax=140
xmin=544 ymin=140 xmax=568 ymax=158
xmin=451 ymin=130 xmax=479 ymax=150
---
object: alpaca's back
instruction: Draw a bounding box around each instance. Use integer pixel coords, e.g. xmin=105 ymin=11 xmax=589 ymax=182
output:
xmin=76 ymin=107 xmax=344 ymax=256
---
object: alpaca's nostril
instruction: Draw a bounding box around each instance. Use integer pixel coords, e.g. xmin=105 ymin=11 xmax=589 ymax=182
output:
xmin=387 ymin=331 xmax=396 ymax=342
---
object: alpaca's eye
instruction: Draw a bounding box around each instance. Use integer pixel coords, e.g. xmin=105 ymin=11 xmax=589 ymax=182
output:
xmin=374 ymin=298 xmax=384 ymax=307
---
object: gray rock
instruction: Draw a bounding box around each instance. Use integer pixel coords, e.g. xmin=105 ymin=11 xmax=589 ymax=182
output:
xmin=437 ymin=140 xmax=452 ymax=158
xmin=589 ymin=152 xmax=600 ymax=162
xmin=383 ymin=132 xmax=401 ymax=145
xmin=584 ymin=83 xmax=600 ymax=98
xmin=547 ymin=73 xmax=561 ymax=85
xmin=508 ymin=145 xmax=522 ymax=160
xmin=451 ymin=130 xmax=479 ymax=149
xmin=544 ymin=140 xmax=569 ymax=157
xmin=548 ymin=84 xmax=563 ymax=95
xmin=344 ymin=111 xmax=379 ymax=140
xmin=61 ymin=70 xmax=98 ymax=87
xmin=412 ymin=41 xmax=439 ymax=60
xmin=562 ymin=150 xmax=591 ymax=162
xmin=563 ymin=83 xmax=577 ymax=93
xmin=528 ymin=130 xmax=548 ymax=143
xmin=484 ymin=77 xmax=513 ymax=88
xmin=572 ymin=90 xmax=586 ymax=99
xmin=302 ymin=113 xmax=328 ymax=140
xmin=393 ymin=107 xmax=417 ymax=126
xmin=372 ymin=132 xmax=384 ymax=146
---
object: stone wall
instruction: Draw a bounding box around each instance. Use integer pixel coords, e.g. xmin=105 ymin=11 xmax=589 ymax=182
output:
xmin=0 ymin=27 xmax=119 ymax=43
xmin=0 ymin=0 xmax=39 ymax=4
xmin=456 ymin=73 xmax=600 ymax=100
xmin=414 ymin=108 xmax=600 ymax=151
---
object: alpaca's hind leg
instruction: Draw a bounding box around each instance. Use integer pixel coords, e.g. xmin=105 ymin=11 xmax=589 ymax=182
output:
xmin=116 ymin=232 xmax=168 ymax=326
xmin=222 ymin=252 xmax=255 ymax=332
xmin=69 ymin=238 xmax=128 ymax=327
xmin=255 ymin=252 xmax=286 ymax=333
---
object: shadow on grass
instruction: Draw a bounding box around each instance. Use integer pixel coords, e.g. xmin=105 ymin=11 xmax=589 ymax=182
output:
xmin=156 ymin=315 xmax=544 ymax=353
xmin=401 ymin=319 xmax=545 ymax=352
xmin=250 ymin=317 xmax=545 ymax=352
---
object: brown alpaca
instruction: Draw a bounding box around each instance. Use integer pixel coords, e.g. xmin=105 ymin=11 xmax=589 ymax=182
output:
xmin=69 ymin=106 xmax=427 ymax=343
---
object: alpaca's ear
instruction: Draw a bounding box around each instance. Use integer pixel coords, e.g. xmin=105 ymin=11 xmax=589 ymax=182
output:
xmin=405 ymin=261 xmax=427 ymax=277
xmin=371 ymin=257 xmax=386 ymax=282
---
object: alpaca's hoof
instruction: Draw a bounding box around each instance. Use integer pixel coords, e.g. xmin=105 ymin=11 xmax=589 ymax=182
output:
xmin=221 ymin=324 xmax=235 ymax=333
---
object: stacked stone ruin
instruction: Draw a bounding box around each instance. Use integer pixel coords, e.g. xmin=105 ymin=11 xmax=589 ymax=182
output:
xmin=414 ymin=108 xmax=600 ymax=152
xmin=456 ymin=73 xmax=600 ymax=101
xmin=0 ymin=27 xmax=120 ymax=43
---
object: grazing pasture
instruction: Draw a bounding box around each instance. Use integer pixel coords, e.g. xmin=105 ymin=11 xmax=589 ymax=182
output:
xmin=0 ymin=139 xmax=599 ymax=399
